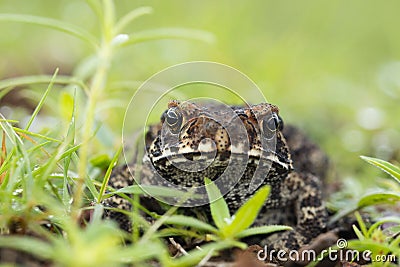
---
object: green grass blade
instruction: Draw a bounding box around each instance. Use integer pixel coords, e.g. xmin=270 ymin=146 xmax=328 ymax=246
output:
xmin=114 ymin=6 xmax=153 ymax=34
xmin=62 ymin=91 xmax=76 ymax=207
xmin=166 ymin=240 xmax=246 ymax=267
xmin=107 ymin=184 xmax=200 ymax=198
xmin=360 ymin=156 xmax=400 ymax=184
xmin=156 ymin=228 xmax=204 ymax=239
xmin=13 ymin=128 xmax=61 ymax=143
xmin=354 ymin=211 xmax=368 ymax=237
xmin=347 ymin=239 xmax=391 ymax=257
xmin=329 ymin=191 xmax=400 ymax=226
xmin=97 ymin=145 xmax=122 ymax=203
xmin=162 ymin=215 xmax=218 ymax=234
xmin=0 ymin=13 xmax=98 ymax=48
xmin=222 ymin=185 xmax=270 ymax=238
xmin=352 ymin=225 xmax=365 ymax=240
xmin=357 ymin=192 xmax=400 ymax=209
xmin=204 ymin=177 xmax=231 ymax=230
xmin=33 ymin=144 xmax=70 ymax=189
xmin=367 ymin=216 xmax=400 ymax=237
xmin=0 ymin=86 xmax=14 ymax=100
xmin=119 ymin=27 xmax=216 ymax=47
xmin=85 ymin=0 xmax=103 ymax=21
xmin=24 ymin=69 xmax=58 ymax=131
xmin=117 ymin=243 xmax=165 ymax=264
xmin=391 ymin=233 xmax=400 ymax=248
xmin=0 ymin=75 xmax=88 ymax=92
xmin=0 ymin=236 xmax=53 ymax=260
xmin=84 ymin=176 xmax=99 ymax=204
xmin=0 ymin=118 xmax=34 ymax=198
xmin=235 ymin=225 xmax=292 ymax=239
xmin=0 ymin=119 xmax=18 ymax=124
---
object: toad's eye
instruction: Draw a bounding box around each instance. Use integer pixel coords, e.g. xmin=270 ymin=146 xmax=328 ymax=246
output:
xmin=163 ymin=108 xmax=183 ymax=133
xmin=262 ymin=113 xmax=283 ymax=138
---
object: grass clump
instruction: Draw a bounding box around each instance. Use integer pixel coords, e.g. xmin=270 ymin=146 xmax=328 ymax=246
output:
xmin=0 ymin=1 xmax=217 ymax=266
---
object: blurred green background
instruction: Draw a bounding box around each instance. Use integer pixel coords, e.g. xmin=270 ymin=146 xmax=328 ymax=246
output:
xmin=0 ymin=0 xmax=399 ymax=184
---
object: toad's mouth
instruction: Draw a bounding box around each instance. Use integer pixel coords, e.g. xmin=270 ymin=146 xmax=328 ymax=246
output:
xmin=150 ymin=147 xmax=291 ymax=172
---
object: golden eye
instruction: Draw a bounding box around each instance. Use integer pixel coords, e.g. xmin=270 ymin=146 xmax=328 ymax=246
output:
xmin=164 ymin=108 xmax=182 ymax=133
xmin=262 ymin=113 xmax=283 ymax=138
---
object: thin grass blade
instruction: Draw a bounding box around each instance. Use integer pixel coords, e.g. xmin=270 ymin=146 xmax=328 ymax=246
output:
xmin=361 ymin=156 xmax=400 ymax=184
xmin=119 ymin=27 xmax=215 ymax=47
xmin=0 ymin=14 xmax=98 ymax=48
xmin=204 ymin=177 xmax=230 ymax=230
xmin=24 ymin=69 xmax=58 ymax=131
xmin=163 ymin=215 xmax=218 ymax=234
xmin=114 ymin=6 xmax=153 ymax=34
xmin=0 ymin=75 xmax=88 ymax=92
xmin=357 ymin=192 xmax=400 ymax=208
xmin=62 ymin=91 xmax=77 ymax=207
xmin=235 ymin=225 xmax=292 ymax=239
xmin=97 ymin=145 xmax=122 ymax=203
xmin=222 ymin=185 xmax=270 ymax=238
xmin=0 ymin=236 xmax=53 ymax=260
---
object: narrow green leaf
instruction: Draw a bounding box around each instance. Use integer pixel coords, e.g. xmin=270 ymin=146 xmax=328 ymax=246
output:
xmin=0 ymin=86 xmax=14 ymax=100
xmin=114 ymin=6 xmax=153 ymax=34
xmin=0 ymin=75 xmax=88 ymax=92
xmin=352 ymin=225 xmax=365 ymax=240
xmin=62 ymin=92 xmax=76 ymax=207
xmin=347 ymin=240 xmax=391 ymax=256
xmin=0 ymin=236 xmax=53 ymax=260
xmin=13 ymin=127 xmax=62 ymax=143
xmin=329 ymin=191 xmax=400 ymax=226
xmin=204 ymin=177 xmax=230 ymax=230
xmin=357 ymin=192 xmax=400 ymax=209
xmin=59 ymin=91 xmax=75 ymax=122
xmin=354 ymin=211 xmax=368 ymax=237
xmin=119 ymin=27 xmax=215 ymax=47
xmin=116 ymin=241 xmax=165 ymax=263
xmin=25 ymin=69 xmax=58 ymax=131
xmin=0 ymin=116 xmax=35 ymax=198
xmin=0 ymin=14 xmax=98 ymax=48
xmin=361 ymin=156 xmax=400 ymax=184
xmin=367 ymin=216 xmax=400 ymax=237
xmin=167 ymin=240 xmax=246 ymax=267
xmin=33 ymin=145 xmax=68 ymax=188
xmin=156 ymin=228 xmax=204 ymax=239
xmin=83 ymin=173 xmax=99 ymax=201
xmin=163 ymin=215 xmax=218 ymax=234
xmin=90 ymin=154 xmax=111 ymax=169
xmin=0 ymin=119 xmax=18 ymax=124
xmin=85 ymin=0 xmax=103 ymax=21
xmin=222 ymin=185 xmax=270 ymax=238
xmin=235 ymin=225 xmax=292 ymax=239
xmin=97 ymin=146 xmax=122 ymax=203
xmin=108 ymin=184 xmax=197 ymax=198
xmin=391 ymin=233 xmax=400 ymax=247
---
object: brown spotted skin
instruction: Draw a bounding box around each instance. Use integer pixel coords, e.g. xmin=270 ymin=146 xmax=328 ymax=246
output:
xmin=103 ymin=165 xmax=134 ymax=232
xmin=103 ymin=100 xmax=328 ymax=263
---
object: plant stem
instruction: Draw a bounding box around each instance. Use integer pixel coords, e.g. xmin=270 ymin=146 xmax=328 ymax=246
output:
xmin=72 ymin=0 xmax=115 ymax=220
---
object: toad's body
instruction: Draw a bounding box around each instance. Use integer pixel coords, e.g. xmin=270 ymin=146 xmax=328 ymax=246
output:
xmin=104 ymin=100 xmax=329 ymax=257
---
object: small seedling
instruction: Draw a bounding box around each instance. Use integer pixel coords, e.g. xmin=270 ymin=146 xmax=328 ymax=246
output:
xmin=159 ymin=178 xmax=291 ymax=266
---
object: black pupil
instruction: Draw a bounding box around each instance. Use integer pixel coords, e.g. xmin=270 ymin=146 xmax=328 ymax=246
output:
xmin=166 ymin=110 xmax=178 ymax=125
xmin=267 ymin=115 xmax=278 ymax=131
